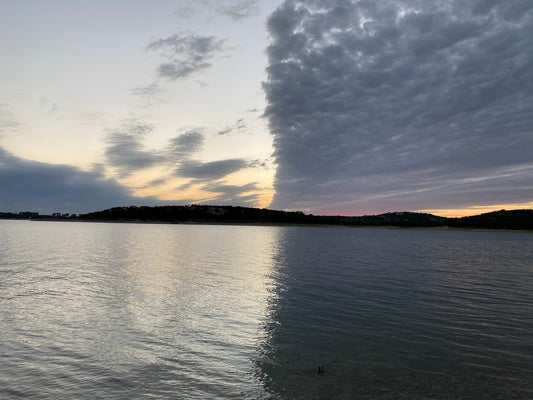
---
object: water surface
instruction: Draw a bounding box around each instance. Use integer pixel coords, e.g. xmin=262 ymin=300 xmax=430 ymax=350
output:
xmin=1 ymin=220 xmax=532 ymax=399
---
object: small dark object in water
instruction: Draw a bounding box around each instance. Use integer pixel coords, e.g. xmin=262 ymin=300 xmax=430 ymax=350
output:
xmin=317 ymin=365 xmax=324 ymax=376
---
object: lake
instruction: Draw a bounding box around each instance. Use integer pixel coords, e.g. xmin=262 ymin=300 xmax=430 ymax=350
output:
xmin=1 ymin=220 xmax=532 ymax=399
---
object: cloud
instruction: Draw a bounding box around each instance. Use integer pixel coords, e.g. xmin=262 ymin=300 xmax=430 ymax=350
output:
xmin=176 ymin=1 xmax=259 ymax=21
xmin=104 ymin=120 xmax=161 ymax=177
xmin=217 ymin=118 xmax=247 ymax=135
xmin=147 ymin=34 xmax=226 ymax=81
xmin=203 ymin=181 xmax=260 ymax=195
xmin=138 ymin=178 xmax=167 ymax=189
xmin=166 ymin=129 xmax=253 ymax=182
xmin=39 ymin=97 xmax=60 ymax=114
xmin=0 ymin=147 xmax=163 ymax=214
xmin=200 ymin=181 xmax=261 ymax=205
xmin=176 ymin=159 xmax=249 ymax=181
xmin=217 ymin=0 xmax=259 ymax=21
xmin=0 ymin=104 xmax=19 ymax=135
xmin=175 ymin=5 xmax=197 ymax=19
xmin=105 ymin=124 xmax=206 ymax=176
xmin=167 ymin=129 xmax=205 ymax=161
xmin=103 ymin=122 xmax=256 ymax=200
xmin=264 ymin=0 xmax=533 ymax=214
xmin=130 ymin=82 xmax=165 ymax=102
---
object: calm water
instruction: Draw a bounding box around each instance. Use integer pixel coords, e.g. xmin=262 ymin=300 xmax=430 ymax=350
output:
xmin=1 ymin=220 xmax=532 ymax=399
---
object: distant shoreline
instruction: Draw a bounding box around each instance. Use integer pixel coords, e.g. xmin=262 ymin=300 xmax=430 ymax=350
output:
xmin=3 ymin=217 xmax=532 ymax=233
xmin=2 ymin=205 xmax=533 ymax=231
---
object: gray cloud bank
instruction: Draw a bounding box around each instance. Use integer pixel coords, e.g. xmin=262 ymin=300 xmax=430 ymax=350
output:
xmin=0 ymin=147 xmax=162 ymax=214
xmin=0 ymin=120 xmax=260 ymax=213
xmin=264 ymin=0 xmax=533 ymax=214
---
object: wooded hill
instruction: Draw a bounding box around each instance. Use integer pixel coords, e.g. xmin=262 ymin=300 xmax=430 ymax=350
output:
xmin=75 ymin=206 xmax=533 ymax=230
xmin=3 ymin=206 xmax=532 ymax=230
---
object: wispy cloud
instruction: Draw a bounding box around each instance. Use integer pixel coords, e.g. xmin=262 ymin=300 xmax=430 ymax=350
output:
xmin=0 ymin=104 xmax=19 ymax=135
xmin=175 ymin=0 xmax=260 ymax=21
xmin=39 ymin=97 xmax=60 ymax=114
xmin=201 ymin=181 xmax=261 ymax=205
xmin=147 ymin=34 xmax=226 ymax=81
xmin=176 ymin=159 xmax=249 ymax=181
xmin=167 ymin=129 xmax=205 ymax=162
xmin=167 ymin=129 xmax=255 ymax=182
xmin=137 ymin=178 xmax=168 ymax=189
xmin=103 ymin=122 xmax=257 ymax=199
xmin=176 ymin=181 xmax=261 ymax=206
xmin=217 ymin=118 xmax=247 ymax=135
xmin=129 ymin=82 xmax=166 ymax=102
xmin=217 ymin=0 xmax=259 ymax=21
xmin=104 ymin=120 xmax=161 ymax=177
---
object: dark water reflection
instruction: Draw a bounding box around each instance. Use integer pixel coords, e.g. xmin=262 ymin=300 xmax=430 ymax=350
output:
xmin=257 ymin=227 xmax=533 ymax=399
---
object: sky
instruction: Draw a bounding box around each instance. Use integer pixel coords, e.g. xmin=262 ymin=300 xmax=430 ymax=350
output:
xmin=1 ymin=0 xmax=532 ymax=217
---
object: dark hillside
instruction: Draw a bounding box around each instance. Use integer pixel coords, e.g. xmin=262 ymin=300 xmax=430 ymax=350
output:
xmin=80 ymin=205 xmax=319 ymax=224
xmin=5 ymin=205 xmax=531 ymax=230
xmin=449 ymin=209 xmax=533 ymax=230
xmin=78 ymin=206 xmax=533 ymax=229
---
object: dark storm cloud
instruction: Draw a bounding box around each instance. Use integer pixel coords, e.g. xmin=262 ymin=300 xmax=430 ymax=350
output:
xmin=147 ymin=34 xmax=225 ymax=81
xmin=104 ymin=120 xmax=161 ymax=177
xmin=176 ymin=159 xmax=249 ymax=181
xmin=264 ymin=0 xmax=533 ymax=213
xmin=0 ymin=147 xmax=162 ymax=214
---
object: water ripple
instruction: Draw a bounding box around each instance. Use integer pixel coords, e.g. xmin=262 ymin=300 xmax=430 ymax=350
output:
xmin=1 ymin=222 xmax=532 ymax=399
